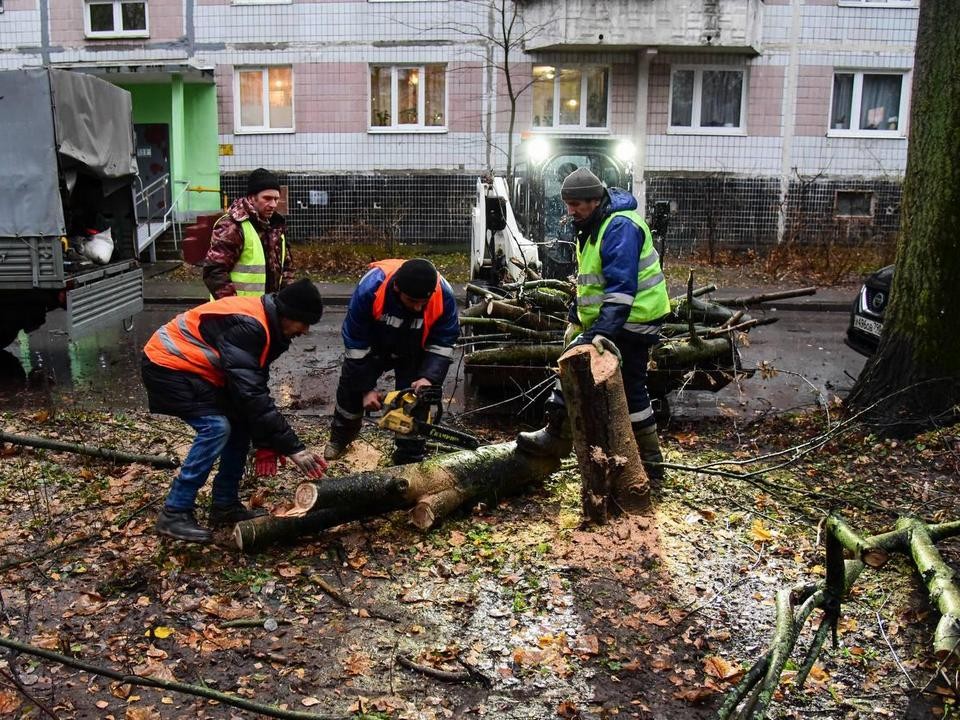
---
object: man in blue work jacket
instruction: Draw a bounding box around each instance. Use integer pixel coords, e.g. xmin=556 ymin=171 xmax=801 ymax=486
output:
xmin=517 ymin=167 xmax=670 ymax=481
xmin=325 ymin=258 xmax=460 ymax=465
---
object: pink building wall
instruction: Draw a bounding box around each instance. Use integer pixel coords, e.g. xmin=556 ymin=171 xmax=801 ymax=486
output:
xmin=50 ymin=0 xmax=183 ymax=45
xmin=4 ymin=0 xmax=36 ymax=10
xmin=747 ymin=65 xmax=785 ymax=136
xmin=609 ymin=61 xmax=638 ymax=135
xmin=794 ymin=65 xmax=832 ymax=136
xmin=647 ymin=61 xmax=671 ymax=135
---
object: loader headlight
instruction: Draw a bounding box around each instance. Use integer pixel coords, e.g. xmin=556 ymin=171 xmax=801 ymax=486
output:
xmin=615 ymin=140 xmax=636 ymax=162
xmin=526 ymin=137 xmax=551 ymax=165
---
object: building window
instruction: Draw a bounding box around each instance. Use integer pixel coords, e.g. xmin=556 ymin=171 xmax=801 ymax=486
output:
xmin=369 ymin=65 xmax=446 ymax=131
xmin=84 ymin=0 xmax=148 ymax=38
xmin=532 ymin=66 xmax=609 ymax=130
xmin=234 ymin=67 xmax=294 ymax=134
xmin=830 ymin=71 xmax=906 ymax=136
xmin=835 ymin=191 xmax=874 ymax=217
xmin=669 ymin=67 xmax=746 ymax=133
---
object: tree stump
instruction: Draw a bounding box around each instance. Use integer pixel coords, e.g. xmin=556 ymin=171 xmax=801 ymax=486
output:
xmin=558 ymin=344 xmax=649 ymax=522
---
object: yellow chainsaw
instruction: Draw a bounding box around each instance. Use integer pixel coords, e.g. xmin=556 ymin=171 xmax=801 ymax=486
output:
xmin=378 ymin=387 xmax=480 ymax=450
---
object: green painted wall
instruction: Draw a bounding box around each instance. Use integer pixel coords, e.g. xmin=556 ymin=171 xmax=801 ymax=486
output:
xmin=116 ymin=81 xmax=220 ymax=215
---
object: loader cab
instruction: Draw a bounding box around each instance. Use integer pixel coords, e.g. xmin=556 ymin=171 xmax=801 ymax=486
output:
xmin=512 ymin=137 xmax=634 ymax=279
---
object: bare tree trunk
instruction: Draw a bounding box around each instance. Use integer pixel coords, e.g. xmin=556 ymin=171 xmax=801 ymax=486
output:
xmin=558 ymin=344 xmax=649 ymax=521
xmin=847 ymin=0 xmax=960 ymax=435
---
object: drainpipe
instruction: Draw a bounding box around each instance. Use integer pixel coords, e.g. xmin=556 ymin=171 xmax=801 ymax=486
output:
xmin=39 ymin=0 xmax=50 ymax=65
xmin=777 ymin=0 xmax=802 ymax=243
xmin=632 ymin=48 xmax=656 ymax=217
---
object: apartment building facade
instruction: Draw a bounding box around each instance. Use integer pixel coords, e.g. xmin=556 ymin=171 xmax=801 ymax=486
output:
xmin=0 ymin=0 xmax=918 ymax=248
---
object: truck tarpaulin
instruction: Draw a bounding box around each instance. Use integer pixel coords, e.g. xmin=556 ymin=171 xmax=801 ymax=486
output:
xmin=0 ymin=68 xmax=137 ymax=239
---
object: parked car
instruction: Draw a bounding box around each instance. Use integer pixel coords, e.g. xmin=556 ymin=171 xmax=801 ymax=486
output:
xmin=845 ymin=265 xmax=893 ymax=357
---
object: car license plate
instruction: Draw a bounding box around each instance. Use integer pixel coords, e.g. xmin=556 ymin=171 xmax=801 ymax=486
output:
xmin=854 ymin=315 xmax=882 ymax=337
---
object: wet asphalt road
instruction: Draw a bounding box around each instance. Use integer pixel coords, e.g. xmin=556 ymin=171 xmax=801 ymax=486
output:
xmin=0 ymin=303 xmax=867 ymax=426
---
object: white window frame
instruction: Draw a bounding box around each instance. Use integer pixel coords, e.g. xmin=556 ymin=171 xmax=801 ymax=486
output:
xmin=667 ymin=65 xmax=748 ymax=136
xmin=233 ymin=67 xmax=295 ymax=135
xmin=837 ymin=1 xmax=917 ymax=8
xmin=367 ymin=65 xmax=448 ymax=134
xmin=83 ymin=0 xmax=148 ymax=39
xmin=529 ymin=65 xmax=611 ymax=134
xmin=827 ymin=70 xmax=908 ymax=139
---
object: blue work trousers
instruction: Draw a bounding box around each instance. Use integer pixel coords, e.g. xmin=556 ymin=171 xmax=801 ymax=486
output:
xmin=164 ymin=415 xmax=250 ymax=511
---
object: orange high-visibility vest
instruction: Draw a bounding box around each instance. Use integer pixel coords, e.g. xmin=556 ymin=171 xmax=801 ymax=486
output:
xmin=143 ymin=296 xmax=272 ymax=387
xmin=369 ymin=259 xmax=443 ymax=348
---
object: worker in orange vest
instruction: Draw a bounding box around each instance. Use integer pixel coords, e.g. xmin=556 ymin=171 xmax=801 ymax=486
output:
xmin=142 ymin=278 xmax=327 ymax=543
xmin=325 ymin=258 xmax=460 ymax=465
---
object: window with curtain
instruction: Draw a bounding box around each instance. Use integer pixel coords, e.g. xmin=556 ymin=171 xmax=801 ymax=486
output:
xmin=830 ymin=71 xmax=905 ymax=134
xmin=531 ymin=65 xmax=609 ymax=129
xmin=84 ymin=0 xmax=147 ymax=38
xmin=235 ymin=67 xmax=294 ymax=133
xmin=669 ymin=67 xmax=745 ymax=132
xmin=369 ymin=65 xmax=446 ymax=130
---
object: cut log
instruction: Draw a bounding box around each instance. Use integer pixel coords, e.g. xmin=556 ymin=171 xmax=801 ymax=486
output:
xmin=651 ymin=336 xmax=734 ymax=369
xmin=234 ymin=442 xmax=561 ymax=552
xmin=558 ymin=344 xmax=649 ymax=520
xmin=464 ymin=345 xmax=562 ymax=367
xmin=458 ymin=316 xmax=555 ymax=342
xmin=520 ymin=288 xmax=571 ymax=314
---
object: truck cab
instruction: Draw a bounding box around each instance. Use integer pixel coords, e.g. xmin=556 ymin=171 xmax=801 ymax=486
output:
xmin=0 ymin=68 xmax=149 ymax=348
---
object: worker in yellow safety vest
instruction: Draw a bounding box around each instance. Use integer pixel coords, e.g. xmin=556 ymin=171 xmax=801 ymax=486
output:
xmin=203 ymin=168 xmax=292 ymax=299
xmin=517 ymin=167 xmax=670 ymax=482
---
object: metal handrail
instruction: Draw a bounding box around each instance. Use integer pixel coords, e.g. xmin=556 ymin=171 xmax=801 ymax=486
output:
xmin=162 ymin=180 xmax=192 ymax=251
xmin=134 ymin=174 xmax=171 ymax=251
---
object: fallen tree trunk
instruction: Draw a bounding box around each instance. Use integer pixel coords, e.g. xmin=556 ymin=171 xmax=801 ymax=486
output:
xmin=558 ymin=344 xmax=649 ymax=520
xmin=0 ymin=430 xmax=179 ymax=469
xmin=234 ymin=442 xmax=561 ymax=552
xmin=712 ymin=287 xmax=817 ymax=306
xmin=458 ymin=316 xmax=556 ymax=342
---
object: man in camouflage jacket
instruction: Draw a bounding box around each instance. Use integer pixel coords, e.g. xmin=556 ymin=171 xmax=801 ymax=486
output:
xmin=203 ymin=168 xmax=295 ymax=299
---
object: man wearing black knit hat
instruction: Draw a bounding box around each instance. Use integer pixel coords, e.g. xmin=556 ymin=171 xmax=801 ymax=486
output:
xmin=325 ymin=258 xmax=460 ymax=465
xmin=141 ymin=278 xmax=327 ymax=543
xmin=203 ymin=167 xmax=294 ymax=300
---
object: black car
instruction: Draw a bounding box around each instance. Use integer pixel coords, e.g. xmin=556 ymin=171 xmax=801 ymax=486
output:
xmin=845 ymin=265 xmax=893 ymax=357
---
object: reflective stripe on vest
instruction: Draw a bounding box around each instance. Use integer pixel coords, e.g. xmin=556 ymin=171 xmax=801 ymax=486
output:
xmin=143 ymin=296 xmax=272 ymax=387
xmin=575 ymin=210 xmax=671 ymax=330
xmin=214 ymin=215 xmax=287 ymax=298
xmin=369 ymin=259 xmax=443 ymax=348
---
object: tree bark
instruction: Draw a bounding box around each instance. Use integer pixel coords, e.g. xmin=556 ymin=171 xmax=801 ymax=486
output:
xmin=234 ymin=442 xmax=561 ymax=552
xmin=558 ymin=344 xmax=649 ymax=520
xmin=847 ymin=0 xmax=960 ymax=435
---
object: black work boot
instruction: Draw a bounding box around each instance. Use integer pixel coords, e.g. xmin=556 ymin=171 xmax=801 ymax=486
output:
xmin=633 ymin=423 xmax=665 ymax=483
xmin=156 ymin=507 xmax=213 ymax=544
xmin=516 ymin=408 xmax=573 ymax=458
xmin=324 ymin=413 xmax=362 ymax=461
xmin=208 ymin=502 xmax=268 ymax=527
xmin=391 ymin=437 xmax=426 ymax=466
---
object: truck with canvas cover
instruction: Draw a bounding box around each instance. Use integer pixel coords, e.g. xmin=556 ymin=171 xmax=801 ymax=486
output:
xmin=0 ymin=68 xmax=145 ymax=347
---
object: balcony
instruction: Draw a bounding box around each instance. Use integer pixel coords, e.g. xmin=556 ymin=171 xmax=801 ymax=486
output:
xmin=518 ymin=0 xmax=763 ymax=54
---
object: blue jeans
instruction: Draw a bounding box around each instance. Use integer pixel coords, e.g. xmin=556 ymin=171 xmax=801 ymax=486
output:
xmin=164 ymin=415 xmax=250 ymax=512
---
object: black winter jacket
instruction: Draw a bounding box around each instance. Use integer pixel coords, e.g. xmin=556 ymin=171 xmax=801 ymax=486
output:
xmin=140 ymin=295 xmax=304 ymax=455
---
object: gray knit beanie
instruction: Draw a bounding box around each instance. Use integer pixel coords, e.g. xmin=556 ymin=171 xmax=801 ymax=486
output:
xmin=560 ymin=167 xmax=605 ymax=201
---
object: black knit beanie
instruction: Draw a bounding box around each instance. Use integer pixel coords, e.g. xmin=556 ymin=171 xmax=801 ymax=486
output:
xmin=247 ymin=168 xmax=281 ymax=197
xmin=393 ymin=259 xmax=438 ymax=300
xmin=560 ymin=167 xmax=605 ymax=201
xmin=275 ymin=278 xmax=324 ymax=324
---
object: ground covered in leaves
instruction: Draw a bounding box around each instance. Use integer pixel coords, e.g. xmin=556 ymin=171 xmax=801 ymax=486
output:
xmin=0 ymin=393 xmax=957 ymax=719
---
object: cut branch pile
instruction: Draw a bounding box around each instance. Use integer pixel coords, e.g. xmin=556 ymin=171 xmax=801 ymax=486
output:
xmin=719 ymin=514 xmax=960 ymax=719
xmin=462 ymin=274 xmax=809 ymax=407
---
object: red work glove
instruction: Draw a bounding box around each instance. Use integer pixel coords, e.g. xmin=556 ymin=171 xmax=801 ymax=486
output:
xmin=254 ymin=449 xmax=285 ymax=477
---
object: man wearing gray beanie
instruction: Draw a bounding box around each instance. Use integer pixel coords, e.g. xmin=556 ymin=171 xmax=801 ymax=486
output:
xmin=203 ymin=167 xmax=294 ymax=300
xmin=517 ymin=167 xmax=670 ymax=484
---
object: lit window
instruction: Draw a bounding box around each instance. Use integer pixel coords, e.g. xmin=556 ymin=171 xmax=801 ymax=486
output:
xmin=669 ymin=67 xmax=745 ymax=133
xmin=234 ymin=67 xmax=294 ymax=134
xmin=532 ymin=66 xmax=608 ymax=129
xmin=369 ymin=65 xmax=446 ymax=131
xmin=84 ymin=0 xmax=148 ymax=38
xmin=830 ymin=71 xmax=906 ymax=136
